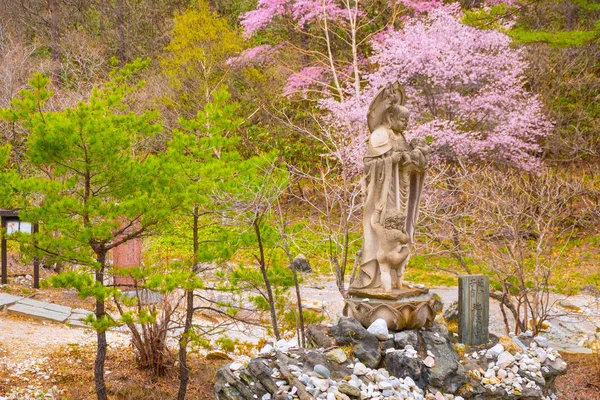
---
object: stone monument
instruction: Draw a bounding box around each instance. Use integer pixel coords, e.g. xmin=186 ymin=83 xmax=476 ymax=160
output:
xmin=458 ymin=274 xmax=489 ymax=345
xmin=343 ymin=82 xmax=436 ymax=330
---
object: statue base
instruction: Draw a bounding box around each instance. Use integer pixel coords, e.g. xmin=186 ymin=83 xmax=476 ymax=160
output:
xmin=343 ymin=288 xmax=437 ymax=331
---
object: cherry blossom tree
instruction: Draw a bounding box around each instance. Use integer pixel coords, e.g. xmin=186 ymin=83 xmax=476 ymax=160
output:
xmin=238 ymin=0 xmax=405 ymax=101
xmin=320 ymin=8 xmax=552 ymax=174
xmin=237 ymin=1 xmax=549 ymax=290
xmin=239 ymin=2 xmax=538 ymax=173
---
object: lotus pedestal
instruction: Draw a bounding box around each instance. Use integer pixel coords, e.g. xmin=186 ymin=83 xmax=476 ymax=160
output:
xmin=343 ymin=287 xmax=437 ymax=331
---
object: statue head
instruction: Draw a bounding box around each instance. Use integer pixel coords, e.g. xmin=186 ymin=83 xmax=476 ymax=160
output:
xmin=384 ymin=209 xmax=406 ymax=230
xmin=386 ymin=104 xmax=410 ymax=133
xmin=367 ymin=81 xmax=407 ymax=133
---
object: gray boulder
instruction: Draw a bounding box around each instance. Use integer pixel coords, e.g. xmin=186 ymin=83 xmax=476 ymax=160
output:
xmin=306 ymin=323 xmax=335 ymax=348
xmin=214 ymin=361 xmax=268 ymax=400
xmin=385 ymin=351 xmax=428 ymax=389
xmin=443 ymin=300 xmax=459 ymax=323
xmin=290 ymin=254 xmax=312 ymax=273
xmin=421 ymin=323 xmax=467 ymax=394
xmin=394 ymin=330 xmax=420 ymax=349
xmin=541 ymin=357 xmax=568 ymax=394
xmin=329 ymin=317 xmax=381 ymax=368
xmin=247 ymin=358 xmax=279 ymax=393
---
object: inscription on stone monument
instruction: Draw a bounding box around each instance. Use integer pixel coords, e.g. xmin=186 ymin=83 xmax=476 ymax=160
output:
xmin=458 ymin=274 xmax=489 ymax=345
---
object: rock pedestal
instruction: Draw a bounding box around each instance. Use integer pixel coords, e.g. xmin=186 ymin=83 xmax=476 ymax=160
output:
xmin=214 ymin=317 xmax=567 ymax=400
xmin=343 ymin=287 xmax=437 ymax=331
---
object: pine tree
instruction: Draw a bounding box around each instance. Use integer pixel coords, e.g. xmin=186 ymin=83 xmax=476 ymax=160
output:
xmin=0 ymin=60 xmax=175 ymax=400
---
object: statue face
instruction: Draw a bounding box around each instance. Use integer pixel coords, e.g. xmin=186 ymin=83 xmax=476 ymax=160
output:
xmin=384 ymin=210 xmax=406 ymax=230
xmin=387 ymin=105 xmax=410 ymax=133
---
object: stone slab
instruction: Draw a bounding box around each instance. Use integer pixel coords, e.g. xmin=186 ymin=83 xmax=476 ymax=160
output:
xmin=0 ymin=293 xmax=23 ymax=308
xmin=17 ymin=298 xmax=50 ymax=308
xmin=71 ymin=308 xmax=93 ymax=315
xmin=67 ymin=317 xmax=89 ymax=328
xmin=549 ymin=342 xmax=594 ymax=355
xmin=121 ymin=289 xmax=163 ymax=304
xmin=71 ymin=310 xmax=93 ymax=317
xmin=8 ymin=303 xmax=69 ymax=323
xmin=44 ymin=303 xmax=72 ymax=314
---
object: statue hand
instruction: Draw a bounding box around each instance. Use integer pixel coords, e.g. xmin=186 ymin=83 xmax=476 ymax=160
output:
xmin=392 ymin=150 xmax=407 ymax=164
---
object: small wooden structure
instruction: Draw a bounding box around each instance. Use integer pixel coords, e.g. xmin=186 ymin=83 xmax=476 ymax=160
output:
xmin=113 ymin=237 xmax=141 ymax=288
xmin=0 ymin=209 xmax=40 ymax=288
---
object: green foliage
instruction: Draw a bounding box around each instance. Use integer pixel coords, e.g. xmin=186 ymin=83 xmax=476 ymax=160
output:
xmin=211 ymin=0 xmax=256 ymax=25
xmin=229 ymin=262 xmax=296 ymax=295
xmin=0 ymin=62 xmax=177 ymax=338
xmin=462 ymin=4 xmax=511 ymax=31
xmin=159 ymin=85 xmax=277 ymax=270
xmin=161 ymin=0 xmax=242 ymax=112
xmin=215 ymin=336 xmax=239 ymax=353
xmin=281 ymin=308 xmax=325 ymax=334
xmin=509 ymin=26 xmax=599 ymax=47
xmin=463 ymin=3 xmax=599 ymax=47
xmin=0 ymin=144 xmax=18 ymax=207
xmin=49 ymin=271 xmax=117 ymax=302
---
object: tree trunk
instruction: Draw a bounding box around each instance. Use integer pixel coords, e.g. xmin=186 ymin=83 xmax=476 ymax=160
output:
xmin=291 ymin=267 xmax=305 ymax=347
xmin=94 ymin=251 xmax=108 ymax=400
xmin=278 ymin=209 xmax=305 ymax=348
xmin=177 ymin=205 xmax=199 ymax=400
xmin=98 ymin=0 xmax=105 ymax=41
xmin=47 ymin=0 xmax=61 ymax=85
xmin=253 ymin=218 xmax=280 ymax=340
xmin=116 ymin=0 xmax=125 ymax=64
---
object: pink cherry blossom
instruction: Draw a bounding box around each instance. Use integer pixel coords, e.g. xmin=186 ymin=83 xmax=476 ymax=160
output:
xmin=320 ymin=8 xmax=552 ymax=174
xmin=226 ymin=45 xmax=280 ymax=67
xmin=241 ymin=0 xmax=346 ymax=38
xmin=283 ymin=66 xmax=330 ymax=96
xmin=241 ymin=0 xmax=290 ymax=38
xmin=484 ymin=0 xmax=515 ymax=5
xmin=395 ymin=0 xmax=450 ymax=13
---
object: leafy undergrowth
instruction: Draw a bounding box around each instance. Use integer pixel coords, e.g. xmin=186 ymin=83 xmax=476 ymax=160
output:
xmin=407 ymin=233 xmax=600 ymax=291
xmin=404 ymin=254 xmax=461 ymax=287
xmin=0 ymin=341 xmax=226 ymax=399
xmin=555 ymin=353 xmax=600 ymax=400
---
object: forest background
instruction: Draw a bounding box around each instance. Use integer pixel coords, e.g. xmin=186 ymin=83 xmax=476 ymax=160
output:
xmin=0 ymin=0 xmax=599 ymax=398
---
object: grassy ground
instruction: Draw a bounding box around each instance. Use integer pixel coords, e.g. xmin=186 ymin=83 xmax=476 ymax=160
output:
xmin=4 ymin=232 xmax=599 ymax=295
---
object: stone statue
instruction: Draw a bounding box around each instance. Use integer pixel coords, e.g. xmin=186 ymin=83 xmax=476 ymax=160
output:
xmin=344 ymin=82 xmax=436 ymax=331
xmin=371 ymin=202 xmax=410 ymax=293
xmin=352 ymin=81 xmax=430 ymax=293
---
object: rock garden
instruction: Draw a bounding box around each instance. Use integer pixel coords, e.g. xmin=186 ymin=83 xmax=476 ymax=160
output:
xmin=214 ymin=317 xmax=567 ymax=400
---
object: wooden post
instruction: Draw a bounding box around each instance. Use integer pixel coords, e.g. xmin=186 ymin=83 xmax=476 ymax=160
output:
xmin=33 ymin=223 xmax=40 ymax=289
xmin=458 ymin=274 xmax=489 ymax=346
xmin=1 ymin=216 xmax=6 ymax=285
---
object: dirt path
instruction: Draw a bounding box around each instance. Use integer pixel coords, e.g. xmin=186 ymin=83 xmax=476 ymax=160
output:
xmin=0 ymin=314 xmax=129 ymax=361
xmin=3 ymin=277 xmax=599 ymax=357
